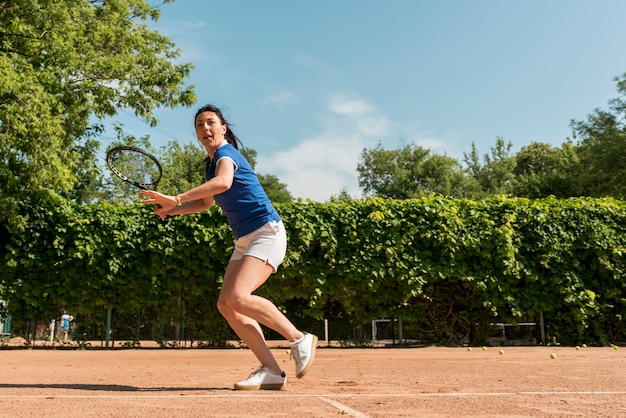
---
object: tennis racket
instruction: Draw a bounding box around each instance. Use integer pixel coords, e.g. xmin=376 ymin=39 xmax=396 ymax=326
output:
xmin=105 ymin=146 xmax=163 ymax=191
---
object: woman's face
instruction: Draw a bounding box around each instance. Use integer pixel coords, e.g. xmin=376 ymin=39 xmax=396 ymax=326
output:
xmin=195 ymin=111 xmax=227 ymax=151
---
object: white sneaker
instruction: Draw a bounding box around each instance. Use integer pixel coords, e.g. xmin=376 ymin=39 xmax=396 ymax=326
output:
xmin=234 ymin=367 xmax=286 ymax=390
xmin=290 ymin=332 xmax=318 ymax=378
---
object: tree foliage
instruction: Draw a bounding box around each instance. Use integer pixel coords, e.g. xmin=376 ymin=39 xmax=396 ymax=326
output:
xmin=2 ymin=196 xmax=625 ymax=345
xmin=357 ymin=142 xmax=477 ymax=199
xmin=0 ymin=0 xmax=195 ymax=227
xmin=155 ymin=141 xmax=207 ymax=197
xmin=570 ymin=77 xmax=626 ymax=199
xmin=511 ymin=141 xmax=578 ymax=198
xmin=464 ymin=137 xmax=516 ymax=196
xmin=356 ymin=75 xmax=626 ymax=201
xmin=358 ymin=76 xmax=626 ymax=201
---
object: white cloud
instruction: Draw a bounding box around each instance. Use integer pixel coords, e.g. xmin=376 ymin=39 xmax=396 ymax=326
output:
xmin=293 ymin=53 xmax=337 ymax=75
xmin=257 ymin=94 xmax=392 ymax=201
xmin=263 ymin=91 xmax=299 ymax=107
xmin=408 ymin=130 xmax=466 ymax=160
xmin=414 ymin=136 xmax=449 ymax=153
xmin=182 ymin=21 xmax=206 ymax=29
xmin=256 ymin=93 xmax=464 ymax=201
xmin=259 ymin=133 xmax=363 ymax=201
xmin=329 ymin=97 xmax=373 ymax=115
xmin=328 ymin=93 xmax=392 ymax=138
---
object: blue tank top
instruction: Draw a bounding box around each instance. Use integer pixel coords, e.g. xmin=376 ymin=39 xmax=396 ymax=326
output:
xmin=205 ymin=143 xmax=281 ymax=239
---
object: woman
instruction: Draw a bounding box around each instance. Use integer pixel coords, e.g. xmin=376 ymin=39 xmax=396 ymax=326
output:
xmin=140 ymin=104 xmax=317 ymax=390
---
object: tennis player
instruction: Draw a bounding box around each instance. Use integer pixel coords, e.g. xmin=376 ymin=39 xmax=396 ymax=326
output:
xmin=140 ymin=104 xmax=317 ymax=390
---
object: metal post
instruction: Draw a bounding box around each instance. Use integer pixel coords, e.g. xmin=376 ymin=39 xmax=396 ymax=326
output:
xmin=105 ymin=307 xmax=112 ymax=348
xmin=539 ymin=309 xmax=546 ymax=345
xmin=180 ymin=303 xmax=185 ymax=346
xmin=324 ymin=319 xmax=329 ymax=346
xmin=49 ymin=319 xmax=55 ymax=343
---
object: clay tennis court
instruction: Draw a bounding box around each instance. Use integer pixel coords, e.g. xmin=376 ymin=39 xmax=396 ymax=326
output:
xmin=1 ymin=343 xmax=625 ymax=417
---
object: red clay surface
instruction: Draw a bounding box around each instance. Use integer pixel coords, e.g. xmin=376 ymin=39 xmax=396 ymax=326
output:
xmin=1 ymin=343 xmax=625 ymax=417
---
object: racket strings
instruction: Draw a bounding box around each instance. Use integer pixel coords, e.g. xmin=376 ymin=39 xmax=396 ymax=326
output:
xmin=107 ymin=149 xmax=162 ymax=188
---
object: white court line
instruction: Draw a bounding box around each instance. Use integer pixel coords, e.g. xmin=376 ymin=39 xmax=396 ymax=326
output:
xmin=320 ymin=397 xmax=369 ymax=418
xmin=1 ymin=391 xmax=626 ymax=399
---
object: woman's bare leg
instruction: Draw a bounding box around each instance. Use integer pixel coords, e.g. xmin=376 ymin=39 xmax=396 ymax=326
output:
xmin=217 ymin=256 xmax=304 ymax=373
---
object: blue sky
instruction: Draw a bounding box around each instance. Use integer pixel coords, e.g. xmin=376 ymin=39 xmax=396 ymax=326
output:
xmin=108 ymin=0 xmax=626 ymax=201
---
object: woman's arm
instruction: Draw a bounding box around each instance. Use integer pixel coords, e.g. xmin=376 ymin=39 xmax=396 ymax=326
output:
xmin=140 ymin=158 xmax=235 ymax=218
xmin=175 ymin=157 xmax=234 ymax=204
xmin=166 ymin=197 xmax=215 ymax=216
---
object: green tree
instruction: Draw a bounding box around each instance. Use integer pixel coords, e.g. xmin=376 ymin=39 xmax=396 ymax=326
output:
xmin=570 ymin=81 xmax=626 ymax=198
xmin=257 ymin=174 xmax=293 ymax=203
xmin=69 ymin=128 xmax=108 ymax=205
xmin=421 ymin=153 xmax=480 ymax=198
xmin=0 ymin=0 xmax=195 ymax=226
xmin=98 ymin=125 xmax=159 ymax=205
xmin=464 ymin=137 xmax=516 ymax=196
xmin=156 ymin=141 xmax=207 ymax=196
xmin=328 ymin=188 xmax=353 ymax=203
xmin=357 ymin=142 xmax=476 ymax=199
xmin=512 ymin=141 xmax=577 ymax=198
xmin=358 ymin=142 xmax=428 ymax=199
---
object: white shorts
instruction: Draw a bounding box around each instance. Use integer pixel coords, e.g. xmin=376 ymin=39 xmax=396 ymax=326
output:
xmin=230 ymin=220 xmax=286 ymax=273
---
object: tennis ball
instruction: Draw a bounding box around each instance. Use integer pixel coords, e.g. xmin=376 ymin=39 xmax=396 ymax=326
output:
xmin=613 ymin=345 xmax=619 ymax=350
xmin=498 ymin=349 xmax=504 ymax=355
xmin=550 ymin=353 xmax=557 ymax=359
xmin=286 ymin=349 xmax=291 ymax=355
xmin=467 ymin=347 xmax=472 ymax=351
xmin=482 ymin=346 xmax=487 ymax=351
xmin=576 ymin=346 xmax=581 ymax=350
xmin=582 ymin=344 xmax=587 ymax=348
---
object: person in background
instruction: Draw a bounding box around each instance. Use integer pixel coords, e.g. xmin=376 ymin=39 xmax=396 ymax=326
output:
xmin=60 ymin=310 xmax=73 ymax=343
xmin=140 ymin=104 xmax=317 ymax=390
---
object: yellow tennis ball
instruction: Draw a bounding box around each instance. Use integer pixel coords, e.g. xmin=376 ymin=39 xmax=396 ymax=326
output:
xmin=467 ymin=347 xmax=472 ymax=351
xmin=550 ymin=353 xmax=557 ymax=359
xmin=482 ymin=346 xmax=487 ymax=350
xmin=286 ymin=349 xmax=291 ymax=355
xmin=576 ymin=346 xmax=581 ymax=350
xmin=498 ymin=349 xmax=504 ymax=355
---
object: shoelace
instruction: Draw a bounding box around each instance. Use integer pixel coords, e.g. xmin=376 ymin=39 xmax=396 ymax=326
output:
xmin=289 ymin=346 xmax=301 ymax=362
xmin=248 ymin=366 xmax=265 ymax=378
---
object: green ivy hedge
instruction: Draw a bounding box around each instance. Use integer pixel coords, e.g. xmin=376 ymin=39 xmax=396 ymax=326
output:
xmin=1 ymin=194 xmax=625 ymax=345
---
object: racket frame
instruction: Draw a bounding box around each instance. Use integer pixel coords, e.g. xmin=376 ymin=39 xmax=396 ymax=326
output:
xmin=105 ymin=146 xmax=163 ymax=190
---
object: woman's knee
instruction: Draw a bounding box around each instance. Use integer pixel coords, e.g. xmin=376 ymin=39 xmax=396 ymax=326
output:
xmin=216 ymin=295 xmax=233 ymax=317
xmin=216 ymin=290 xmax=237 ymax=318
xmin=217 ymin=293 xmax=247 ymax=316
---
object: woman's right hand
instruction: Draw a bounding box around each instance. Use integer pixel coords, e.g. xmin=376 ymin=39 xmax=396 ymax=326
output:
xmin=139 ymin=190 xmax=178 ymax=218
